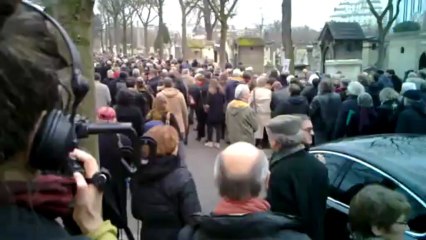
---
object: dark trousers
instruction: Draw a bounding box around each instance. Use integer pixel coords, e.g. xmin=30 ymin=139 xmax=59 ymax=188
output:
xmin=207 ymin=123 xmax=222 ymax=143
xmin=196 ymin=109 xmax=207 ymax=139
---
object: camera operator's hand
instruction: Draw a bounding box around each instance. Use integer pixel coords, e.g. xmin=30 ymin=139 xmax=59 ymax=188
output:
xmin=70 ymin=149 xmax=103 ymax=234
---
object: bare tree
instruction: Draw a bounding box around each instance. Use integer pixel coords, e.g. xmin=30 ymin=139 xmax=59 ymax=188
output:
xmin=367 ymin=0 xmax=402 ymax=69
xmin=282 ymin=0 xmax=294 ymax=73
xmin=119 ymin=1 xmax=137 ymax=55
xmin=154 ymin=0 xmax=166 ymax=59
xmin=98 ymin=0 xmax=124 ymax=53
xmin=207 ymin=0 xmax=239 ymax=67
xmin=199 ymin=0 xmax=218 ymax=40
xmin=41 ymin=0 xmax=99 ymax=158
xmin=134 ymin=0 xmax=158 ymax=55
xmin=179 ymin=0 xmax=200 ymax=59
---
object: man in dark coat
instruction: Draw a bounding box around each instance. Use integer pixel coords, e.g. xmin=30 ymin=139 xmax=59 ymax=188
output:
xmin=395 ymin=90 xmax=426 ymax=134
xmin=333 ymin=81 xmax=365 ymax=139
xmin=266 ymin=115 xmax=328 ymax=240
xmin=179 ymin=142 xmax=310 ymax=240
xmin=310 ymin=80 xmax=342 ymax=144
xmin=270 ymin=81 xmax=290 ymax=112
xmin=301 ymin=77 xmax=320 ymax=104
xmin=273 ymin=83 xmax=309 ymax=117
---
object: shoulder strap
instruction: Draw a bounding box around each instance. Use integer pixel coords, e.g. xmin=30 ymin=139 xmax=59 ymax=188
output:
xmin=165 ymin=112 xmax=171 ymax=125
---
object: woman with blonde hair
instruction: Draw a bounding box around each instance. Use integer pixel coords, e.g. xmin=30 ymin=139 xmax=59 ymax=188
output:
xmin=130 ymin=126 xmax=201 ymax=240
xmin=204 ymin=78 xmax=226 ymax=148
xmin=146 ymin=94 xmax=181 ymax=139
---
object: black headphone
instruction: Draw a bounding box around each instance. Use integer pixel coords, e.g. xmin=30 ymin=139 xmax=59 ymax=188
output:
xmin=22 ymin=2 xmax=89 ymax=171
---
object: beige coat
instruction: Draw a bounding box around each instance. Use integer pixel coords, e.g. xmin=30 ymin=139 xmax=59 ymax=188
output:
xmin=249 ymin=87 xmax=272 ymax=139
xmin=157 ymin=88 xmax=188 ymax=134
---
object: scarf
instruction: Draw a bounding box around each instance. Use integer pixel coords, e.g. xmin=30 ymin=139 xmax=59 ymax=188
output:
xmin=213 ymin=198 xmax=270 ymax=215
xmin=0 ymin=174 xmax=76 ymax=219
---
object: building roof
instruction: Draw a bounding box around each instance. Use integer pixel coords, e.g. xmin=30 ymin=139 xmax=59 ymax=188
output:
xmin=318 ymin=22 xmax=366 ymax=41
xmin=235 ymin=37 xmax=265 ymax=47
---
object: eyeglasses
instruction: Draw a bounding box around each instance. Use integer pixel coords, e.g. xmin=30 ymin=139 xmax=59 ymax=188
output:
xmin=394 ymin=221 xmax=408 ymax=225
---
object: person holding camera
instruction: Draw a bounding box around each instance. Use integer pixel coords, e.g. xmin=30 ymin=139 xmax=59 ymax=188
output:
xmin=0 ymin=2 xmax=116 ymax=240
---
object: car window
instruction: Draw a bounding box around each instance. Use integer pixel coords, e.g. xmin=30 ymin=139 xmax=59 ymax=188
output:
xmin=335 ymin=162 xmax=395 ymax=205
xmin=394 ymin=188 xmax=426 ymax=234
xmin=312 ymin=152 xmax=348 ymax=201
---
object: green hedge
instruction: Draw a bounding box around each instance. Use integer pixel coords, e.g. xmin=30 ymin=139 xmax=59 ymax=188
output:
xmin=393 ymin=21 xmax=421 ymax=33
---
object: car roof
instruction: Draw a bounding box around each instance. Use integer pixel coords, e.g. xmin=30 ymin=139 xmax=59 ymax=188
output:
xmin=311 ymin=134 xmax=426 ymax=201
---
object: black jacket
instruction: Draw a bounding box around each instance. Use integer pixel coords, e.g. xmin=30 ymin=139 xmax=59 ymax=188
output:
xmin=395 ymin=100 xmax=426 ymax=134
xmin=206 ymin=91 xmax=226 ymax=124
xmin=376 ymin=100 xmax=400 ymax=134
xmin=273 ymin=95 xmax=309 ymax=117
xmin=267 ymin=149 xmax=328 ymax=240
xmin=310 ymin=93 xmax=342 ymax=144
xmin=270 ymin=87 xmax=290 ymax=112
xmin=178 ymin=212 xmax=310 ymax=240
xmin=0 ymin=206 xmax=88 ymax=240
xmin=130 ymin=155 xmax=201 ymax=240
xmin=301 ymin=85 xmax=318 ymax=104
xmin=333 ymin=95 xmax=359 ymax=139
xmin=115 ymin=105 xmax=144 ymax=137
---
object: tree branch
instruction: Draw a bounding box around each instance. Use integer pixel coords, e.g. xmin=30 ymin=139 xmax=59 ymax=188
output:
xmin=384 ymin=0 xmax=402 ymax=34
xmin=206 ymin=0 xmax=220 ymax=18
xmin=225 ymin=0 xmax=238 ymax=16
xmin=185 ymin=0 xmax=201 ymax=17
xmin=366 ymin=0 xmax=380 ymax=20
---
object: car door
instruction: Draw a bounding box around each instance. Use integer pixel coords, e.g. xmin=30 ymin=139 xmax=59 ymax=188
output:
xmin=309 ymin=151 xmax=352 ymax=240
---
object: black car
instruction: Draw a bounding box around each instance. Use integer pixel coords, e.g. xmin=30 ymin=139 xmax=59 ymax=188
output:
xmin=310 ymin=134 xmax=426 ymax=240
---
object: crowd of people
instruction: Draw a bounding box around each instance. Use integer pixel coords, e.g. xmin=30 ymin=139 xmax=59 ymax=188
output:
xmin=91 ymin=55 xmax=424 ymax=240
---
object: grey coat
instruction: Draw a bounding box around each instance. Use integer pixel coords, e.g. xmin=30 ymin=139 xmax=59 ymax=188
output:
xmin=310 ymin=92 xmax=342 ymax=145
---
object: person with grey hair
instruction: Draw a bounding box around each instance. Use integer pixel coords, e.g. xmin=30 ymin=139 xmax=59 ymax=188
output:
xmin=310 ymin=79 xmax=342 ymax=144
xmin=333 ymin=81 xmax=366 ymax=139
xmin=250 ymin=76 xmax=272 ymax=148
xmin=395 ymin=90 xmax=426 ymax=134
xmin=376 ymin=87 xmax=401 ymax=133
xmin=266 ymin=115 xmax=328 ymax=240
xmin=336 ymin=78 xmax=351 ymax=101
xmin=178 ymin=142 xmax=310 ymax=240
xmin=225 ymin=84 xmax=258 ymax=144
xmin=157 ymin=77 xmax=189 ymax=138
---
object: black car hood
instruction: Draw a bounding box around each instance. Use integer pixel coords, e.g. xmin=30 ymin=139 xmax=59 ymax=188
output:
xmin=196 ymin=212 xmax=305 ymax=238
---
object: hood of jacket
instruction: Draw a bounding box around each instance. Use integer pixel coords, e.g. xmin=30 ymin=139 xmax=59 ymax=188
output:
xmin=195 ymin=212 xmax=305 ymax=239
xmin=288 ymin=95 xmax=307 ymax=105
xmin=160 ymin=87 xmax=180 ymax=98
xmin=227 ymin=100 xmax=250 ymax=116
xmin=135 ymin=155 xmax=180 ymax=183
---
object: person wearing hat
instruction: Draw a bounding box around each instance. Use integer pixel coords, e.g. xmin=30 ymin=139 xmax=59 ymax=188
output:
xmin=395 ymin=90 xmax=426 ymax=134
xmin=266 ymin=115 xmax=328 ymax=240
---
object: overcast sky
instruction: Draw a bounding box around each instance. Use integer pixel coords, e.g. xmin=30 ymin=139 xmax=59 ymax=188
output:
xmin=162 ymin=0 xmax=343 ymax=31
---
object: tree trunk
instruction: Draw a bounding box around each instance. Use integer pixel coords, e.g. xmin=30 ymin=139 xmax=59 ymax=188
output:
xmin=130 ymin=22 xmax=134 ymax=55
xmin=50 ymin=0 xmax=98 ymax=160
xmin=158 ymin=2 xmax=164 ymax=59
xmin=219 ymin=22 xmax=228 ymax=68
xmin=282 ymin=0 xmax=294 ymax=73
xmin=181 ymin=13 xmax=188 ymax=60
xmin=106 ymin=17 xmax=113 ymax=52
xmin=376 ymin=33 xmax=386 ymax=69
xmin=203 ymin=0 xmax=213 ymax=40
xmin=100 ymin=24 xmax=105 ymax=52
xmin=122 ymin=14 xmax=127 ymax=56
xmin=143 ymin=24 xmax=149 ymax=55
xmin=113 ymin=16 xmax=119 ymax=53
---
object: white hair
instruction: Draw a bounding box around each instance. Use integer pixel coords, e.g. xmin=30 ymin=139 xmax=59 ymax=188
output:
xmin=401 ymin=82 xmax=417 ymax=94
xmin=234 ymin=84 xmax=250 ymax=99
xmin=256 ymin=76 xmax=268 ymax=87
xmin=107 ymin=69 xmax=114 ymax=78
xmin=132 ymin=68 xmax=140 ymax=77
xmin=347 ymin=81 xmax=365 ymax=96
xmin=232 ymin=69 xmax=243 ymax=77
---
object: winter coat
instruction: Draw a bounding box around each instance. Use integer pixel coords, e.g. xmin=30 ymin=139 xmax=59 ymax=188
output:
xmin=301 ymin=85 xmax=318 ymax=104
xmin=249 ymin=87 xmax=272 ymax=139
xmin=226 ymin=100 xmax=258 ymax=144
xmin=178 ymin=212 xmax=311 ymax=240
xmin=395 ymin=100 xmax=426 ymax=134
xmin=157 ymin=87 xmax=189 ymax=135
xmin=206 ymin=91 xmax=226 ymax=124
xmin=271 ymin=87 xmax=290 ymax=111
xmin=115 ymin=105 xmax=144 ymax=137
xmin=98 ymin=133 xmax=131 ymax=229
xmin=106 ymin=79 xmax=118 ymax=105
xmin=310 ymin=92 xmax=342 ymax=144
xmin=148 ymin=76 xmax=161 ymax=95
xmin=346 ymin=107 xmax=378 ymax=137
xmin=225 ymin=78 xmax=243 ymax=103
xmin=95 ymin=81 xmax=111 ymax=110
xmin=333 ymin=95 xmax=359 ymax=139
xmin=367 ymin=82 xmax=383 ymax=108
xmin=130 ymin=155 xmax=201 ymax=240
xmin=267 ymin=148 xmax=328 ymax=240
xmin=0 ymin=205 xmax=115 ymax=240
xmin=273 ymin=95 xmax=309 ymax=117
xmin=376 ymin=100 xmax=400 ymax=134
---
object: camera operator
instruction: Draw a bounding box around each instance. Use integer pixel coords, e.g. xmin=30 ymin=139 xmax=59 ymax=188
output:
xmin=0 ymin=2 xmax=116 ymax=240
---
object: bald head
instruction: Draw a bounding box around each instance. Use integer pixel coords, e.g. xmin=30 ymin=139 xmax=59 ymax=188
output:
xmin=214 ymin=142 xmax=269 ymax=201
